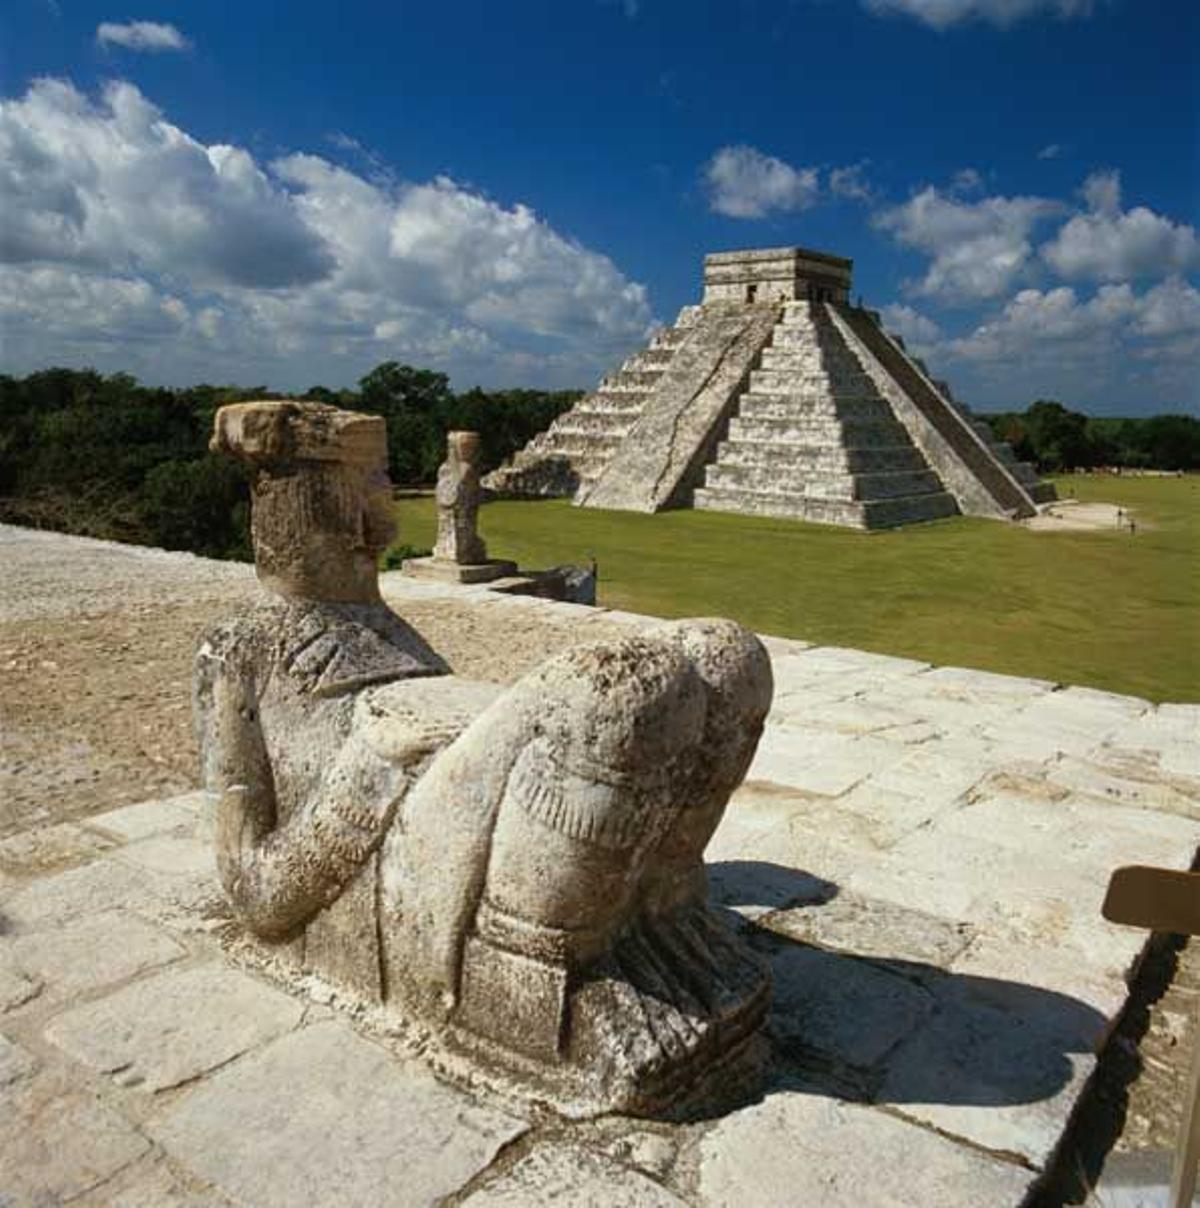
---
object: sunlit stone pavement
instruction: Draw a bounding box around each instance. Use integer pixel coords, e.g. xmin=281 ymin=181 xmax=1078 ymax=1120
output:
xmin=1 ymin=534 xmax=1197 ymax=1205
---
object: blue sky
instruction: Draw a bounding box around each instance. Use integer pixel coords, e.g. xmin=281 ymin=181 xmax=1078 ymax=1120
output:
xmin=2 ymin=0 xmax=1196 ymax=413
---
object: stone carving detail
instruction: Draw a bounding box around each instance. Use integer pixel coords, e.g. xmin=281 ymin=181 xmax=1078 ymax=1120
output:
xmin=434 ymin=430 xmax=488 ymax=565
xmin=196 ymin=400 xmax=773 ymax=1115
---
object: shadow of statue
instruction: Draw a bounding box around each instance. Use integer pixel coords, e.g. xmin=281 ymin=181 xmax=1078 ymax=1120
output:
xmin=691 ymin=859 xmax=1109 ymax=1123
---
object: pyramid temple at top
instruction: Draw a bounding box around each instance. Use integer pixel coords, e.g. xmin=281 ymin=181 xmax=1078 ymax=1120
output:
xmin=485 ymin=247 xmax=1056 ymax=528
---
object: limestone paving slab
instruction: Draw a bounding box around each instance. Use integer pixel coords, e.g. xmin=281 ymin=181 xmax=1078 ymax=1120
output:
xmin=0 ymin=821 xmax=115 ymax=876
xmin=0 ymin=1031 xmax=38 ymax=1086
xmin=876 ymin=966 xmax=1103 ymax=1167
xmin=0 ymin=960 xmax=41 ymax=1013
xmin=0 ymin=854 xmax=163 ymax=932
xmin=153 ymin=1021 xmax=527 ymax=1208
xmin=85 ymin=790 xmax=212 ymax=843
xmin=0 ymin=1071 xmax=152 ymax=1203
xmin=746 ymin=727 xmax=908 ymax=797
xmin=116 ymin=833 xmax=216 ymax=878
xmin=44 ymin=963 xmax=304 ymax=1091
xmin=765 ymin=941 xmax=935 ymax=1077
xmin=461 ymin=1143 xmax=688 ymax=1206
xmin=763 ymin=889 xmax=975 ymax=969
xmin=1046 ymin=753 xmax=1200 ymax=819
xmin=5 ymin=908 xmax=185 ymax=1001
xmin=696 ymin=1091 xmax=1032 ymax=1206
xmin=70 ymin=1154 xmax=233 ymax=1207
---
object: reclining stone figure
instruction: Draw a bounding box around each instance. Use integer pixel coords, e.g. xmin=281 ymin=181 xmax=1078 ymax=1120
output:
xmin=195 ymin=400 xmax=773 ymax=1115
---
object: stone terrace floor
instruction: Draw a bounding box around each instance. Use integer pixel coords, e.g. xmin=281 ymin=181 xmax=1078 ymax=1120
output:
xmin=0 ymin=525 xmax=1197 ymax=1205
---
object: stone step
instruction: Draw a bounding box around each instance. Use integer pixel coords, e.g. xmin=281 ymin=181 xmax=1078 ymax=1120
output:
xmin=1028 ymin=480 xmax=1058 ymax=503
xmin=758 ymin=347 xmax=862 ymax=372
xmin=596 ymin=379 xmax=657 ymax=396
xmin=694 ymin=484 xmax=959 ymax=529
xmin=704 ymin=463 xmax=944 ymax=501
xmin=625 ymin=348 xmax=674 ymax=371
xmin=576 ymin=390 xmax=647 ymax=416
xmin=713 ymin=439 xmax=927 ymax=475
xmin=528 ymin=431 xmax=625 ymax=458
xmin=750 ymin=368 xmax=874 ymax=394
xmin=544 ymin=411 xmax=637 ymax=437
xmin=735 ymin=393 xmax=896 ymax=423
xmin=512 ymin=445 xmax=610 ymax=475
xmin=728 ymin=415 xmax=911 ymax=446
xmin=600 ymin=370 xmax=662 ymax=391
xmin=766 ymin=327 xmax=819 ymax=351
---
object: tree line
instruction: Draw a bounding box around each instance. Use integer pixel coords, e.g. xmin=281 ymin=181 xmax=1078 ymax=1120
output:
xmin=0 ymin=364 xmax=578 ymax=560
xmin=981 ymin=400 xmax=1200 ymax=474
xmin=1 ymin=369 xmax=1195 ymax=563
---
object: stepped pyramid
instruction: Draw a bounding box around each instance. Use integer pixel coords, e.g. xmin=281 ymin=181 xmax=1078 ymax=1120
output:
xmin=485 ymin=247 xmax=1055 ymax=528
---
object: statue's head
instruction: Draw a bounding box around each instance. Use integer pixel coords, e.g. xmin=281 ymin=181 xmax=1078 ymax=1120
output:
xmin=212 ymin=401 xmax=395 ymax=604
xmin=445 ymin=430 xmax=481 ymax=472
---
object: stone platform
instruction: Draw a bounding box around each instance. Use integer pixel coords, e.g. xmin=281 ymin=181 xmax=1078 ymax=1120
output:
xmin=401 ymin=555 xmax=518 ymax=584
xmin=2 ymin=545 xmax=1198 ymax=1204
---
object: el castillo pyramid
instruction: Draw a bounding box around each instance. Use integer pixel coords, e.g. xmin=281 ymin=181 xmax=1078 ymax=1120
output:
xmin=485 ymin=247 xmax=1055 ymax=527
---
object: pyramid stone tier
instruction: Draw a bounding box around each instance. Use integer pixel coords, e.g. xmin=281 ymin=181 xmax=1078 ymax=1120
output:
xmin=484 ymin=248 xmax=1055 ymax=528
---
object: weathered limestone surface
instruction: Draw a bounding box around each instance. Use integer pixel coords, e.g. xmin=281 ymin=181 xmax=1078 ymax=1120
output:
xmin=702 ymin=246 xmax=853 ymax=305
xmin=484 ymin=307 xmax=702 ymax=499
xmin=696 ymin=301 xmax=959 ymax=528
xmin=580 ymin=304 xmax=781 ymax=512
xmin=44 ymin=965 xmax=305 ymax=1091
xmin=696 ymin=1093 xmax=1032 ymax=1206
xmin=462 ymin=1143 xmax=689 ymax=1206
xmin=2 ymin=525 xmax=1196 ymax=1205
xmin=6 ymin=909 xmax=184 ymax=1001
xmin=1 ymin=1069 xmax=152 ymax=1203
xmin=153 ymin=1022 xmax=527 ymax=1208
xmin=832 ymin=304 xmax=1044 ymax=518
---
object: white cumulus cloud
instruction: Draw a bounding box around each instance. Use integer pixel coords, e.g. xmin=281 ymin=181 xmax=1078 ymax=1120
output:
xmin=0 ymin=79 xmax=653 ymax=390
xmin=881 ymin=303 xmax=942 ymax=353
xmin=829 ymin=162 xmax=874 ymax=202
xmin=0 ymin=79 xmax=333 ymax=288
xmin=96 ymin=21 xmax=189 ymax=51
xmin=862 ymin=0 xmax=1095 ymax=30
xmin=704 ymin=145 xmax=819 ymax=219
xmin=1040 ymin=170 xmax=1199 ymax=282
xmin=874 ymin=185 xmax=1060 ymax=302
xmin=891 ymin=278 xmax=1200 ymax=410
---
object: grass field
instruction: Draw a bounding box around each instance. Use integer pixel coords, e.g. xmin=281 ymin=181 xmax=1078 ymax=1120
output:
xmin=391 ymin=474 xmax=1199 ymax=702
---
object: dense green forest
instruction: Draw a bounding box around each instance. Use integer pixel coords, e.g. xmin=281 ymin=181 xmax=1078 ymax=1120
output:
xmin=0 ymin=367 xmax=1196 ymax=562
xmin=980 ymin=400 xmax=1200 ymax=473
xmin=0 ymin=364 xmax=577 ymax=560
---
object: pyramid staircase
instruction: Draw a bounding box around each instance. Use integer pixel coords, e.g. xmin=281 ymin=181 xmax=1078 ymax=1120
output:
xmin=483 ymin=306 xmax=702 ymax=499
xmin=694 ymin=302 xmax=958 ymax=528
xmin=933 ymin=385 xmax=1056 ymax=505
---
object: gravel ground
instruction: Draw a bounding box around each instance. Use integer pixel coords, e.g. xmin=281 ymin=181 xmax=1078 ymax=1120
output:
xmin=0 ymin=524 xmax=624 ymax=837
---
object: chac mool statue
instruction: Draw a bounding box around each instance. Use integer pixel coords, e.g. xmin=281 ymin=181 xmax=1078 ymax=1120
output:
xmin=195 ymin=400 xmax=773 ymax=1116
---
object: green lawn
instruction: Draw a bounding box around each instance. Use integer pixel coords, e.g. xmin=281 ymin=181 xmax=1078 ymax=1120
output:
xmin=392 ymin=474 xmax=1199 ymax=702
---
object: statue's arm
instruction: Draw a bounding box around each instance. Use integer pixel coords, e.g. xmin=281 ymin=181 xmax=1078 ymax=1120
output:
xmin=197 ymin=643 xmax=412 ymax=940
